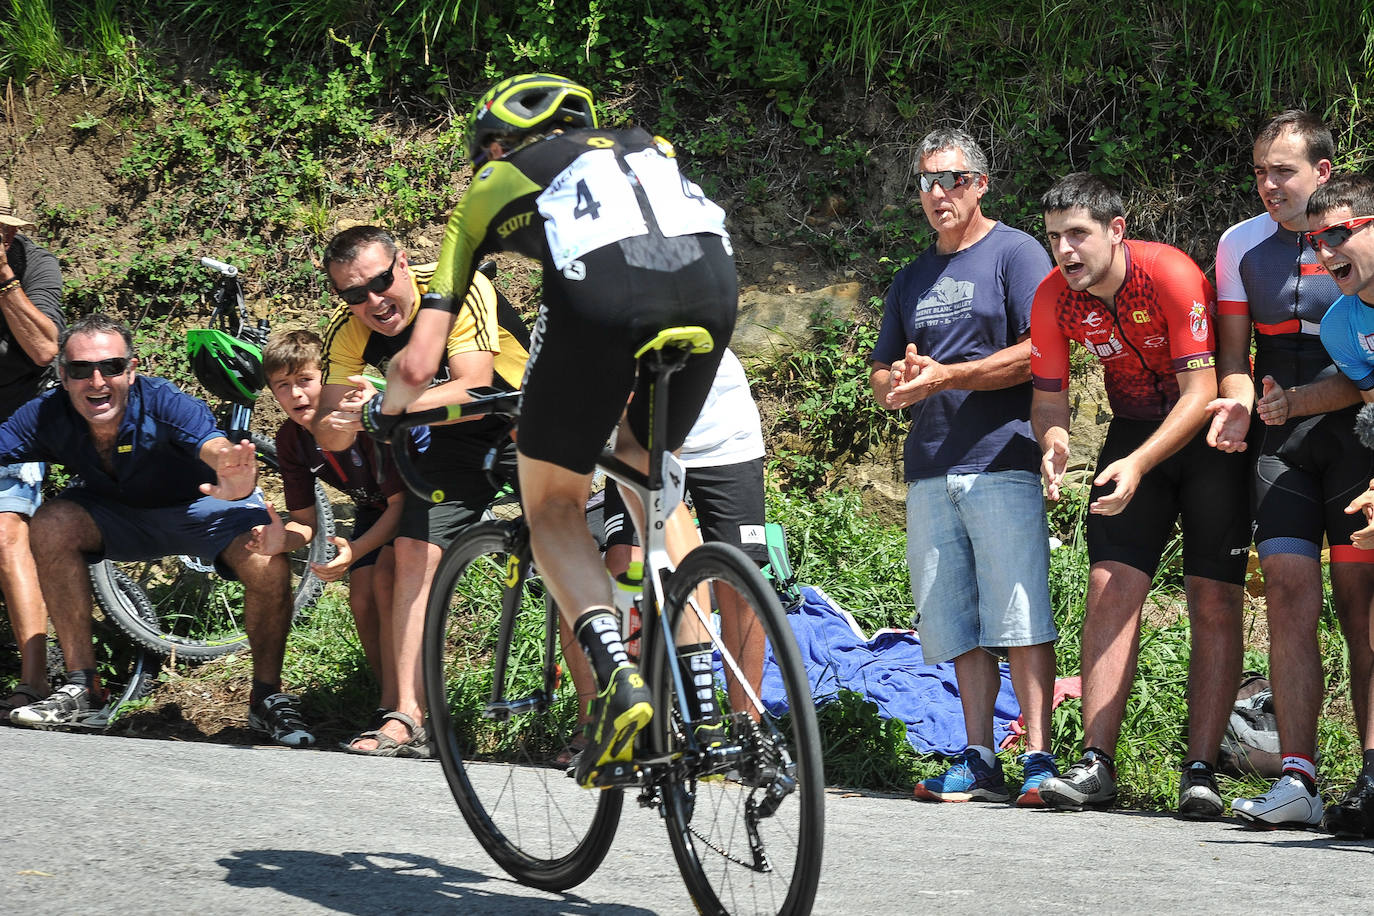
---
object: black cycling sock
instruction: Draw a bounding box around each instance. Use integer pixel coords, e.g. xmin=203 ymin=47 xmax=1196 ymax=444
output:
xmin=1182 ymin=758 xmax=1214 ymax=772
xmin=1083 ymin=746 xmax=1116 ymax=771
xmin=250 ymin=680 xmax=281 ymax=708
xmin=65 ymin=669 xmax=98 ymax=692
xmin=575 ymin=609 xmax=630 ymax=685
xmin=677 ymin=642 xmax=721 ymax=724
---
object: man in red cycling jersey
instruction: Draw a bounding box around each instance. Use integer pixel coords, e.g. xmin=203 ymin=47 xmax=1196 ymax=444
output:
xmin=1029 ymin=173 xmax=1250 ymax=815
xmin=1206 ymin=112 xmax=1374 ymax=828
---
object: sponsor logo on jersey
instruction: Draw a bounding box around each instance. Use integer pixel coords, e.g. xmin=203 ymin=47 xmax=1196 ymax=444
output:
xmin=1360 ymin=331 xmax=1374 ymax=354
xmin=496 ymin=211 xmax=534 ymax=238
xmin=1131 ymin=309 xmax=1151 ymax=324
xmin=1143 ymin=335 xmax=1168 ymax=348
xmin=1189 ymin=300 xmax=1209 ymax=341
xmin=1081 ymin=310 xmax=1105 ymax=328
xmin=478 ymin=166 xmax=494 ymax=181
xmin=1089 ymin=334 xmax=1122 ymax=358
xmin=562 ymin=260 xmax=587 ymax=281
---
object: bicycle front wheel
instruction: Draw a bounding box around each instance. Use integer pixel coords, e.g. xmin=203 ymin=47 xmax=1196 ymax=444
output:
xmin=89 ymin=439 xmax=335 ymax=660
xmin=423 ymin=519 xmax=621 ymax=891
xmin=656 ymin=543 xmax=824 ymax=916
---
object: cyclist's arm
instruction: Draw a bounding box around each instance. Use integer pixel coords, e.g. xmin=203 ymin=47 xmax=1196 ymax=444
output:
xmin=382 ymin=307 xmax=454 ymax=414
xmin=346 ymin=491 xmax=404 ymax=560
xmin=1275 ymin=372 xmax=1362 ymax=418
xmin=406 ymin=348 xmax=497 ymax=419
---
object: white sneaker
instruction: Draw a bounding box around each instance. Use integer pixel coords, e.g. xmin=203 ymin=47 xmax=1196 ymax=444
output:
xmin=1231 ymin=774 xmax=1322 ymax=827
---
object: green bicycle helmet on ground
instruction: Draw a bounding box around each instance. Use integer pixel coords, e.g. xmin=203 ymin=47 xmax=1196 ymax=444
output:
xmin=468 ymin=73 xmax=598 ymax=165
xmin=186 ymin=328 xmax=265 ymax=408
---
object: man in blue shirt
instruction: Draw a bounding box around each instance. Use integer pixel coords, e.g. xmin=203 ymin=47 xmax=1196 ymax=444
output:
xmin=1307 ymin=172 xmax=1374 ymax=836
xmin=2 ymin=315 xmax=313 ymax=746
xmin=869 ymin=128 xmax=1058 ymax=806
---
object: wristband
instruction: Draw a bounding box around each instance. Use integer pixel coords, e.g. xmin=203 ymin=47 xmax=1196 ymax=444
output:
xmin=361 ymin=394 xmax=401 ymax=443
xmin=0 ymin=278 xmax=20 ymax=296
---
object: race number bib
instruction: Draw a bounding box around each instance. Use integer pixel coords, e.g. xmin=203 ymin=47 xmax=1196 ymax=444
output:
xmin=537 ymin=146 xmax=727 ymax=269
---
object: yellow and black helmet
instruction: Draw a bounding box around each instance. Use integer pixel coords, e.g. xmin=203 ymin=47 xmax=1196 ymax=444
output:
xmin=468 ymin=73 xmax=597 ymax=164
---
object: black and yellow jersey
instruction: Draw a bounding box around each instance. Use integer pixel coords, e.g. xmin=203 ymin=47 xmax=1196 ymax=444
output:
xmin=321 ymin=261 xmax=530 ymax=391
xmin=425 ymin=126 xmax=728 ymax=312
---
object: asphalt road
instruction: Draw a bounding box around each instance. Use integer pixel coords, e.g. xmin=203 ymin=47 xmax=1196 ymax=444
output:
xmin=2 ymin=728 xmax=1371 ymax=914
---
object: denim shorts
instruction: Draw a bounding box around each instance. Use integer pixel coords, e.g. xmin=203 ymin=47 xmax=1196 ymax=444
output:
xmin=63 ymin=487 xmax=270 ymax=578
xmin=905 ymin=470 xmax=1056 ymax=663
xmin=0 ymin=463 xmax=43 ymax=516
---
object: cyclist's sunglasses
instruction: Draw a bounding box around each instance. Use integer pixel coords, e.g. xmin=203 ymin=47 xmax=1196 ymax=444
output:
xmin=335 ymin=252 xmax=398 ymax=305
xmin=918 ymin=170 xmax=977 ymax=193
xmin=64 ymin=357 xmax=131 ymax=379
xmin=1306 ymin=215 xmax=1374 ymax=251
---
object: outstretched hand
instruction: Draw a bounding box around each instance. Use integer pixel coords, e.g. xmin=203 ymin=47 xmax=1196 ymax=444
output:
xmin=246 ymin=502 xmax=289 ymax=556
xmin=200 ymin=439 xmax=257 ymax=501
xmin=1255 ymin=375 xmax=1291 ymax=426
xmin=1090 ymin=456 xmax=1143 ymax=516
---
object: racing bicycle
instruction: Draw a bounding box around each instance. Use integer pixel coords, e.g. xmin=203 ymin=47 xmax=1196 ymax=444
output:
xmin=388 ymin=327 xmax=824 ymax=916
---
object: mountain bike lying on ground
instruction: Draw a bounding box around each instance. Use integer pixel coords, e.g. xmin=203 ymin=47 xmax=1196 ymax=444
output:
xmin=388 ymin=327 xmax=824 ymax=916
xmin=89 ymin=257 xmax=335 ymax=661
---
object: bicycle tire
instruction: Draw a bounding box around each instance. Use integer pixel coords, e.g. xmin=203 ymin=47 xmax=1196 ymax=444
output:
xmin=89 ymin=436 xmax=335 ymax=660
xmin=422 ymin=519 xmax=622 ymax=891
xmin=655 ymin=542 xmax=824 ymax=916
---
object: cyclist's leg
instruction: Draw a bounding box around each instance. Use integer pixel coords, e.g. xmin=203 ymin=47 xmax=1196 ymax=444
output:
xmin=218 ymin=529 xmax=292 ymax=695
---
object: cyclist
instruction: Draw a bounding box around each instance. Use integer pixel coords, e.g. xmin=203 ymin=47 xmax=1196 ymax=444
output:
xmin=366 ymin=73 xmax=736 ymax=787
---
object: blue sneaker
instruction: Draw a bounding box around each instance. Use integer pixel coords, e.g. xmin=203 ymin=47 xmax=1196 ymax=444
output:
xmin=913 ymin=748 xmax=1010 ymax=802
xmin=1015 ymin=752 xmax=1060 ymax=807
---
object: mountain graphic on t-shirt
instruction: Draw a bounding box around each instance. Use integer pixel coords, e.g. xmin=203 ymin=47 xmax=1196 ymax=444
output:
xmin=915 ymin=276 xmax=975 ymax=320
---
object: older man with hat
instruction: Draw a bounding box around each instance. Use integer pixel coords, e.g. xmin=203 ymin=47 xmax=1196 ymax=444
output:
xmin=0 ymin=177 xmax=65 ymax=718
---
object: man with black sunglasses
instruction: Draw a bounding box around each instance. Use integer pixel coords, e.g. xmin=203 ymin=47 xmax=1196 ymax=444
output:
xmin=1306 ymin=172 xmax=1374 ymax=837
xmin=1207 ymin=112 xmax=1374 ymax=829
xmin=0 ymin=177 xmax=65 ymax=722
xmin=0 ymin=315 xmax=312 ymax=745
xmin=313 ymin=225 xmax=530 ymax=756
xmin=870 ymin=128 xmax=1060 ymax=807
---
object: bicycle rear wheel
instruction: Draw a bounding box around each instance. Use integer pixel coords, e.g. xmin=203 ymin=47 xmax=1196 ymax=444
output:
xmin=655 ymin=543 xmax=824 ymax=916
xmin=89 ymin=438 xmax=334 ymax=660
xmin=423 ymin=519 xmax=621 ymax=891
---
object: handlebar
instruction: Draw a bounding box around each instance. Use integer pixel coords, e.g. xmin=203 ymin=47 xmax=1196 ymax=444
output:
xmin=387 ymin=387 xmax=520 ymax=503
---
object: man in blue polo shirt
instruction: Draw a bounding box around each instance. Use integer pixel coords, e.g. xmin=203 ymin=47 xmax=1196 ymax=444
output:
xmin=1 ymin=315 xmax=313 ymax=746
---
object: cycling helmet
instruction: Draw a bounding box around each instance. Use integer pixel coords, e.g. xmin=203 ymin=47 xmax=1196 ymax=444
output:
xmin=186 ymin=328 xmax=265 ymax=407
xmin=468 ymin=73 xmax=598 ymax=164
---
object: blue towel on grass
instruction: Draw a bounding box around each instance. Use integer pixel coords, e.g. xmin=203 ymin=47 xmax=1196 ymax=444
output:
xmin=756 ymin=585 xmax=1021 ymax=756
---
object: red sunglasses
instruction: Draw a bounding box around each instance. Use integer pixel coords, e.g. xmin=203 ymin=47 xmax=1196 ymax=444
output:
xmin=1306 ymin=215 xmax=1374 ymax=251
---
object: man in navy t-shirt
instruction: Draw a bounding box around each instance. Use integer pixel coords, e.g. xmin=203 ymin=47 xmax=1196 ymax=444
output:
xmin=869 ymin=128 xmax=1058 ymax=806
xmin=0 ymin=315 xmax=313 ymax=746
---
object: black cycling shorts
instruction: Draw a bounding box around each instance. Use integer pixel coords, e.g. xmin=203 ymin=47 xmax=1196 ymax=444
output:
xmin=1250 ymin=405 xmax=1374 ymax=560
xmin=602 ymin=457 xmax=768 ymax=566
xmin=517 ymin=234 xmax=737 ymax=475
xmin=396 ymin=421 xmax=517 ymax=549
xmin=1086 ymin=419 xmax=1250 ymax=583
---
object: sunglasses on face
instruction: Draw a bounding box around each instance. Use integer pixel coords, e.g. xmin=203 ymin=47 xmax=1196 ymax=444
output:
xmin=64 ymin=357 xmax=131 ymax=380
xmin=335 ymin=252 xmax=398 ymax=305
xmin=918 ymin=170 xmax=976 ymax=193
xmin=1306 ymin=216 xmax=1374 ymax=251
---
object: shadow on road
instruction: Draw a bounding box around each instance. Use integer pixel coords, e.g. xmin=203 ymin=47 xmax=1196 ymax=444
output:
xmin=217 ymin=848 xmax=658 ymax=914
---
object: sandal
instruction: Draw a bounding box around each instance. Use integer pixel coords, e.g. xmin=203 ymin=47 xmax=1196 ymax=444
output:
xmin=338 ymin=708 xmax=391 ymax=752
xmin=342 ymin=711 xmax=431 ymax=759
xmin=1 ymin=683 xmax=44 ymax=721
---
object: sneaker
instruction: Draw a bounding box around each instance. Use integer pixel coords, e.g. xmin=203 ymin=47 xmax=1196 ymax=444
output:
xmin=1322 ymin=773 xmax=1374 ymax=838
xmin=9 ymin=684 xmax=104 ymax=729
xmin=913 ymin=748 xmax=1010 ymax=803
xmin=1231 ymin=773 xmax=1322 ymax=827
xmin=1015 ymin=752 xmax=1060 ymax=807
xmin=1177 ymin=760 xmax=1224 ymax=819
xmin=1038 ymin=750 xmax=1117 ymax=810
xmin=248 ymin=693 xmax=316 ymax=748
xmin=574 ymin=664 xmax=653 ymax=788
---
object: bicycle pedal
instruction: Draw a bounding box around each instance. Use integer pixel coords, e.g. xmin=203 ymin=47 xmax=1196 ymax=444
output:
xmin=588 ymin=760 xmax=639 ymax=788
